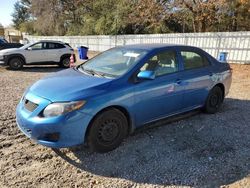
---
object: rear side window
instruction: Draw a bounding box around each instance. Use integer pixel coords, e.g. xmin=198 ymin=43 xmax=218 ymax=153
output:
xmin=181 ymin=51 xmax=210 ymax=70
xmin=55 ymin=43 xmax=66 ymax=49
xmin=46 ymin=42 xmax=65 ymax=49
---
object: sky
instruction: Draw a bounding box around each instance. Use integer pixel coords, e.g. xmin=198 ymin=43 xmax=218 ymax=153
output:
xmin=0 ymin=0 xmax=18 ymax=27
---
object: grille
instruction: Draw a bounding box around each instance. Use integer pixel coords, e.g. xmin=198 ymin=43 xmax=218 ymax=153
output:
xmin=24 ymin=99 xmax=38 ymax=112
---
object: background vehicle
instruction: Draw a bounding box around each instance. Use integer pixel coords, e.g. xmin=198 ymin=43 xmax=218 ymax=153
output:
xmin=0 ymin=38 xmax=23 ymax=50
xmin=0 ymin=40 xmax=74 ymax=70
xmin=16 ymin=44 xmax=232 ymax=153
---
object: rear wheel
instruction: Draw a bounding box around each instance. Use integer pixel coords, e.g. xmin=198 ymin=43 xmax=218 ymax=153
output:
xmin=9 ymin=57 xmax=23 ymax=70
xmin=60 ymin=57 xmax=70 ymax=68
xmin=87 ymin=108 xmax=128 ymax=153
xmin=204 ymin=86 xmax=223 ymax=114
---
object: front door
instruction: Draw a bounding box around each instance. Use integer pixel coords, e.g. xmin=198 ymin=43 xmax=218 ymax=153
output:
xmin=24 ymin=42 xmax=47 ymax=63
xmin=133 ymin=49 xmax=185 ymax=127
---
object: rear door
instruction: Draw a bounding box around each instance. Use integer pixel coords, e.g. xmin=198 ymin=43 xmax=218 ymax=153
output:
xmin=44 ymin=42 xmax=66 ymax=62
xmin=133 ymin=49 xmax=185 ymax=126
xmin=178 ymin=48 xmax=214 ymax=109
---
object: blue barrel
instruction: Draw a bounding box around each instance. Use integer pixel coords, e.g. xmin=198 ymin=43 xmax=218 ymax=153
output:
xmin=77 ymin=46 xmax=89 ymax=60
xmin=218 ymin=52 xmax=228 ymax=62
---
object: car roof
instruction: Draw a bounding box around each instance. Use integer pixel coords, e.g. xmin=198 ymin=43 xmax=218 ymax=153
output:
xmin=117 ymin=43 xmax=201 ymax=51
xmin=38 ymin=40 xmax=65 ymax=44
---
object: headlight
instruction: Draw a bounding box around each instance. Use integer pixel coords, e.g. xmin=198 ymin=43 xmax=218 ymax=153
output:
xmin=43 ymin=101 xmax=86 ymax=117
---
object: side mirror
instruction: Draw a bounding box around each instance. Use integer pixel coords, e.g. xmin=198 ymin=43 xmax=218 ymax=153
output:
xmin=137 ymin=70 xmax=155 ymax=80
xmin=27 ymin=47 xmax=32 ymax=51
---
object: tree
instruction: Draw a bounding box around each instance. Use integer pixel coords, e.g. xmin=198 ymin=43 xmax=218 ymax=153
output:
xmin=169 ymin=0 xmax=227 ymax=33
xmin=11 ymin=0 xmax=250 ymax=35
xmin=126 ymin=0 xmax=169 ymax=34
xmin=31 ymin=0 xmax=67 ymax=35
xmin=224 ymin=0 xmax=250 ymax=31
xmin=12 ymin=0 xmax=31 ymax=30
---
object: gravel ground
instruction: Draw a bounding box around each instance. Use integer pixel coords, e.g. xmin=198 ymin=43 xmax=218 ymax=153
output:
xmin=0 ymin=57 xmax=249 ymax=188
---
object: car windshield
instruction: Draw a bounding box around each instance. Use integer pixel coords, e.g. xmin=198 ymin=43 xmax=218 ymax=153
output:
xmin=20 ymin=43 xmax=31 ymax=49
xmin=79 ymin=48 xmax=147 ymax=78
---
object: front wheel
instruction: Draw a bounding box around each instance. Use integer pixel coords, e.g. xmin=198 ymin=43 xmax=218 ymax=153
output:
xmin=87 ymin=108 xmax=128 ymax=153
xmin=204 ymin=86 xmax=223 ymax=114
xmin=9 ymin=57 xmax=23 ymax=70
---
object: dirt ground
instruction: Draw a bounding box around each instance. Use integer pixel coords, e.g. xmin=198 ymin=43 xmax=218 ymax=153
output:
xmin=0 ymin=55 xmax=249 ymax=188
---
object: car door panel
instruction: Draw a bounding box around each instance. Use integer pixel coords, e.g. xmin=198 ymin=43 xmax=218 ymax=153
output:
xmin=24 ymin=42 xmax=47 ymax=63
xmin=181 ymin=67 xmax=213 ymax=109
xmin=44 ymin=42 xmax=61 ymax=62
xmin=132 ymin=49 xmax=185 ymax=127
xmin=25 ymin=51 xmax=45 ymax=63
xmin=133 ymin=73 xmax=185 ymax=126
xmin=178 ymin=48 xmax=214 ymax=109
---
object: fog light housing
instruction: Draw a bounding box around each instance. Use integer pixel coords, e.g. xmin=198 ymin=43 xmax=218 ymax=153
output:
xmin=39 ymin=133 xmax=60 ymax=142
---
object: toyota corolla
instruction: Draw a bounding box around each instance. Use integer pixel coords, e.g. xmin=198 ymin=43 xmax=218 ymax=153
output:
xmin=16 ymin=44 xmax=232 ymax=153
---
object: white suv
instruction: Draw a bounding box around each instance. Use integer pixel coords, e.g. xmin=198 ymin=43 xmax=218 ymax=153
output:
xmin=0 ymin=40 xmax=74 ymax=70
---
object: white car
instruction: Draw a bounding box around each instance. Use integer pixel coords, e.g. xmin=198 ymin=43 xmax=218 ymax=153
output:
xmin=0 ymin=40 xmax=74 ymax=70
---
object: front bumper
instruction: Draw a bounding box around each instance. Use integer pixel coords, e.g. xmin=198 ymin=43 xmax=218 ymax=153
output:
xmin=16 ymin=92 xmax=93 ymax=148
xmin=0 ymin=55 xmax=8 ymax=65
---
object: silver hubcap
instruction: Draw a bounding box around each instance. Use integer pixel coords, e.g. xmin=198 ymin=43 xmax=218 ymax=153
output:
xmin=63 ymin=59 xmax=70 ymax=66
xmin=12 ymin=61 xmax=21 ymax=68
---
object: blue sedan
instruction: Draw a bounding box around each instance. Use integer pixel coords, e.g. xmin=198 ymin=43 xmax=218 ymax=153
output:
xmin=16 ymin=44 xmax=232 ymax=153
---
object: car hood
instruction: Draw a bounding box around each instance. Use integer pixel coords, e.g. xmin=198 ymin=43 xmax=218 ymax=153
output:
xmin=0 ymin=48 xmax=20 ymax=54
xmin=28 ymin=68 xmax=113 ymax=102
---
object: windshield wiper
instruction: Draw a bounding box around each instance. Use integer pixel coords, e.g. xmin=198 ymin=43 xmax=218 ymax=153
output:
xmin=77 ymin=66 xmax=116 ymax=78
xmin=78 ymin=67 xmax=105 ymax=77
xmin=87 ymin=69 xmax=105 ymax=77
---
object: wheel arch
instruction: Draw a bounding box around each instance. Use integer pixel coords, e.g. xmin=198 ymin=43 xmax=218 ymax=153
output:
xmin=84 ymin=105 xmax=134 ymax=143
xmin=60 ymin=54 xmax=71 ymax=62
xmin=214 ymin=83 xmax=225 ymax=100
xmin=7 ymin=54 xmax=26 ymax=65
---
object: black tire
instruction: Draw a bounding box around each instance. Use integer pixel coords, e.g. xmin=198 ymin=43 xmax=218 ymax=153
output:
xmin=8 ymin=57 xmax=23 ymax=70
xmin=204 ymin=86 xmax=223 ymax=114
xmin=60 ymin=57 xmax=70 ymax=68
xmin=87 ymin=108 xmax=128 ymax=153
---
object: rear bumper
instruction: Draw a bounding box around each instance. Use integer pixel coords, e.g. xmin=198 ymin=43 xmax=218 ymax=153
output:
xmin=16 ymin=92 xmax=93 ymax=148
xmin=224 ymin=70 xmax=232 ymax=97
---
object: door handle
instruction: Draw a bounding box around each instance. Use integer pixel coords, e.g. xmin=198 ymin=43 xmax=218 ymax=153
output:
xmin=209 ymin=72 xmax=213 ymax=77
xmin=176 ymin=79 xmax=182 ymax=85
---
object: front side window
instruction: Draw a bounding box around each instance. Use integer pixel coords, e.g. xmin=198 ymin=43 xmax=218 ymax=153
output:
xmin=79 ymin=48 xmax=147 ymax=78
xmin=181 ymin=51 xmax=210 ymax=70
xmin=140 ymin=50 xmax=178 ymax=77
xmin=30 ymin=42 xmax=44 ymax=50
